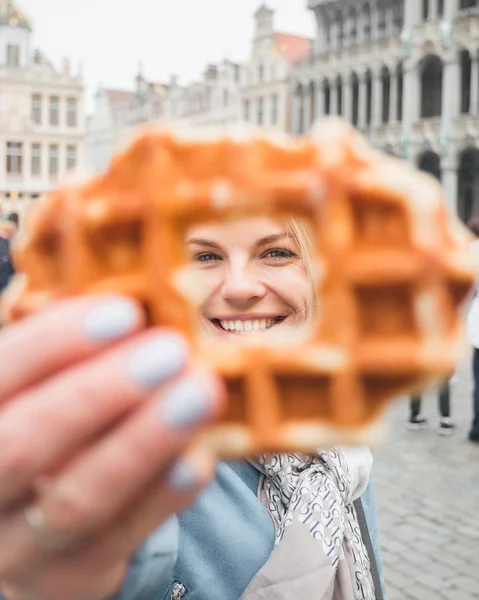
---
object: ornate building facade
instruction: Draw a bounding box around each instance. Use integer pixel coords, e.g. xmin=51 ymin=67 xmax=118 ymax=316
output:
xmin=0 ymin=0 xmax=85 ymax=222
xmin=292 ymin=0 xmax=479 ymax=221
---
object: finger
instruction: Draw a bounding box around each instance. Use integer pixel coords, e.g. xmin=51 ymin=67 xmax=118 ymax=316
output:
xmin=29 ymin=371 xmax=223 ymax=538
xmin=0 ymin=295 xmax=145 ymax=402
xmin=0 ymin=447 xmax=215 ymax=589
xmin=0 ymin=329 xmax=190 ymax=507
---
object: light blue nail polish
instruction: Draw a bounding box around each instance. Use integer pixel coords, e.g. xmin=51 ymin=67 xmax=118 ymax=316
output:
xmin=84 ymin=298 xmax=139 ymax=342
xmin=128 ymin=335 xmax=188 ymax=388
xmin=168 ymin=459 xmax=199 ymax=491
xmin=160 ymin=377 xmax=212 ymax=430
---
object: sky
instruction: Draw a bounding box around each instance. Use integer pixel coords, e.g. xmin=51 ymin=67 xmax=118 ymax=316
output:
xmin=18 ymin=0 xmax=315 ymax=111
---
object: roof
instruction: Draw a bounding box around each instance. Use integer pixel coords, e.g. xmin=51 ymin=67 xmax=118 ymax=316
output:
xmin=0 ymin=0 xmax=32 ymax=30
xmin=274 ymin=32 xmax=311 ymax=66
xmin=105 ymin=89 xmax=135 ymax=104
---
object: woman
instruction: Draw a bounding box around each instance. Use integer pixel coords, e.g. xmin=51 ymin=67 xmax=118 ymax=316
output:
xmin=0 ymin=215 xmax=385 ymax=600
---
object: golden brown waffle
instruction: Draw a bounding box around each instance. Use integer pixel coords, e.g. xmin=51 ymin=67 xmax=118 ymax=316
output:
xmin=3 ymin=118 xmax=477 ymax=456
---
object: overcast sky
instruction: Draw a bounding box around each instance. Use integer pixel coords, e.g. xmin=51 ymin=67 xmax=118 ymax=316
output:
xmin=19 ymin=0 xmax=315 ymax=110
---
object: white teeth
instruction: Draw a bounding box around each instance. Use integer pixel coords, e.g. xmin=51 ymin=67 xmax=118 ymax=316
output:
xmin=219 ymin=318 xmax=280 ymax=332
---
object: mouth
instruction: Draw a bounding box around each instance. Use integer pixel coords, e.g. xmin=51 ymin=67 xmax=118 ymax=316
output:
xmin=210 ymin=316 xmax=287 ymax=333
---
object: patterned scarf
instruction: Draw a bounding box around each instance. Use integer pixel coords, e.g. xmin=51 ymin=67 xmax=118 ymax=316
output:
xmin=248 ymin=449 xmax=375 ymax=599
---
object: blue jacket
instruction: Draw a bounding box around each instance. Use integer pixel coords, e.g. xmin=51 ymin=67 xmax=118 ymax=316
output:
xmin=115 ymin=461 xmax=386 ymax=600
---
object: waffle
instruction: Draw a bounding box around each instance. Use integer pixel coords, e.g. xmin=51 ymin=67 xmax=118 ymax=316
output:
xmin=2 ymin=118 xmax=477 ymax=456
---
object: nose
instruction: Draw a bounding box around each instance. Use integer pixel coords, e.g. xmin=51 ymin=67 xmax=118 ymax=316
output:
xmin=221 ymin=264 xmax=266 ymax=305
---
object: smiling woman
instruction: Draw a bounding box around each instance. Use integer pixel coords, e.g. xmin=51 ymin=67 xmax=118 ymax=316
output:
xmin=186 ymin=216 xmax=313 ymax=338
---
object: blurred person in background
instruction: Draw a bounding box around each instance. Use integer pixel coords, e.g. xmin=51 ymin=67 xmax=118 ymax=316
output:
xmin=466 ymin=215 xmax=479 ymax=443
xmin=407 ymin=381 xmax=455 ymax=435
xmin=0 ymin=213 xmax=18 ymax=294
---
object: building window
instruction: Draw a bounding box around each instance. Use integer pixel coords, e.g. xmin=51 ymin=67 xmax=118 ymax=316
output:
xmin=324 ymin=80 xmax=331 ymax=115
xmin=66 ymin=97 xmax=78 ymax=127
xmin=31 ymin=94 xmax=42 ymax=125
xmin=257 ymin=96 xmax=264 ymax=125
xmin=66 ymin=145 xmax=77 ymax=170
xmin=459 ymin=0 xmax=477 ymax=8
xmin=381 ymin=68 xmax=391 ymax=123
xmin=378 ymin=8 xmax=387 ymax=34
xmin=420 ymin=55 xmax=443 ymax=118
xmin=437 ymin=0 xmax=445 ymax=17
xmin=336 ymin=78 xmax=343 ymax=115
xmin=258 ymin=64 xmax=264 ymax=82
xmin=31 ymin=143 xmax=42 ymax=176
xmin=271 ymin=93 xmax=278 ymax=125
xmin=243 ymin=99 xmax=250 ymax=121
xmin=422 ymin=0 xmax=429 ymax=19
xmin=397 ymin=63 xmax=404 ymax=122
xmin=6 ymin=142 xmax=23 ymax=174
xmin=363 ymin=4 xmax=371 ymax=40
xmin=365 ymin=71 xmax=373 ymax=125
xmin=49 ymin=144 xmax=59 ymax=176
xmin=49 ymin=96 xmax=60 ymax=126
xmin=337 ymin=17 xmax=344 ymax=49
xmin=6 ymin=44 xmax=20 ymax=68
xmin=223 ymin=89 xmax=229 ymax=107
xmin=350 ymin=8 xmax=357 ymax=42
xmin=392 ymin=3 xmax=404 ymax=33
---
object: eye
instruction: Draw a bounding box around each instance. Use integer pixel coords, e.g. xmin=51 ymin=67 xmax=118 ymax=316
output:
xmin=194 ymin=252 xmax=222 ymax=264
xmin=263 ymin=248 xmax=297 ymax=261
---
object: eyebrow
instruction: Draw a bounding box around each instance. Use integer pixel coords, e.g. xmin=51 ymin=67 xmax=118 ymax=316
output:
xmin=187 ymin=238 xmax=221 ymax=249
xmin=187 ymin=232 xmax=292 ymax=248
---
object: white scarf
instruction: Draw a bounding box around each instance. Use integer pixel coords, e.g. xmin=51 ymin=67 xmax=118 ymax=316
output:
xmin=249 ymin=448 xmax=376 ymax=599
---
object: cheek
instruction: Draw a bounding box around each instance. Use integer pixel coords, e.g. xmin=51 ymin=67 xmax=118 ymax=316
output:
xmin=266 ymin=266 xmax=311 ymax=309
xmin=191 ymin=269 xmax=223 ymax=307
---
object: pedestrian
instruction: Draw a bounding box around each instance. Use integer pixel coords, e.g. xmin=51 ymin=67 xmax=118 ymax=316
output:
xmin=407 ymin=378 xmax=456 ymax=434
xmin=0 ymin=214 xmax=386 ymax=600
xmin=466 ymin=215 xmax=479 ymax=443
xmin=0 ymin=215 xmax=18 ymax=295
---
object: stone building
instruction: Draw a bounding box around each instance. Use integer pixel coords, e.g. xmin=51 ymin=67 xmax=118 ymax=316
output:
xmin=240 ymin=4 xmax=311 ymax=130
xmin=0 ymin=0 xmax=85 ymax=222
xmin=292 ymin=0 xmax=479 ymax=221
xmin=85 ymin=61 xmax=241 ymax=173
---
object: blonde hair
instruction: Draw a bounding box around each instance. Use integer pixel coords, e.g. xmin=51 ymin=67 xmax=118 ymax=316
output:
xmin=286 ymin=217 xmax=317 ymax=321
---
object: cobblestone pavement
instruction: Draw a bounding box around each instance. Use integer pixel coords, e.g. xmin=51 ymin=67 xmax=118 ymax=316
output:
xmin=373 ymin=358 xmax=479 ymax=600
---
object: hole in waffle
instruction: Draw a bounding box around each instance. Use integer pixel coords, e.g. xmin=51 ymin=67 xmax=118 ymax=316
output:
xmin=81 ymin=221 xmax=143 ymax=287
xmin=174 ymin=212 xmax=322 ymax=349
xmin=351 ymin=198 xmax=409 ymax=246
xmin=276 ymin=374 xmax=330 ymax=420
xmin=223 ymin=377 xmax=248 ymax=423
xmin=354 ymin=284 xmax=418 ymax=339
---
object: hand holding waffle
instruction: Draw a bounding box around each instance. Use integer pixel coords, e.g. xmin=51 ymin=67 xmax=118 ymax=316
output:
xmin=0 ymin=297 xmax=223 ymax=600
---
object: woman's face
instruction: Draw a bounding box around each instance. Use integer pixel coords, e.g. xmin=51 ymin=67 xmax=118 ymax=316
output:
xmin=186 ymin=216 xmax=311 ymax=339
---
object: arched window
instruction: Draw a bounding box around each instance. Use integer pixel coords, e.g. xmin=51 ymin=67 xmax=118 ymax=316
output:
xmin=323 ymin=79 xmax=331 ymax=115
xmin=351 ymin=73 xmax=359 ymax=126
xmin=460 ymin=49 xmax=472 ymax=114
xmin=420 ymin=55 xmax=443 ymax=118
xmin=381 ymin=66 xmax=391 ymax=123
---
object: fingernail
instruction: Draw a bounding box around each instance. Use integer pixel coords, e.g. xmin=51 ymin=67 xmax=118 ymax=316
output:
xmin=160 ymin=376 xmax=214 ymax=430
xmin=168 ymin=458 xmax=201 ymax=491
xmin=84 ymin=298 xmax=140 ymax=342
xmin=128 ymin=335 xmax=188 ymax=388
